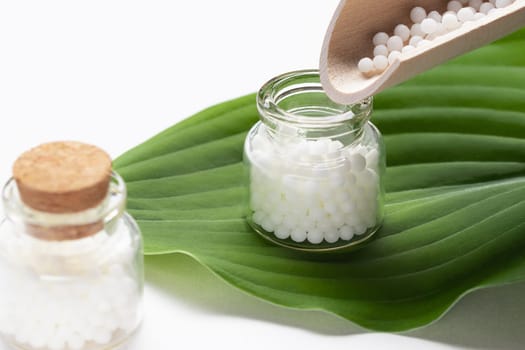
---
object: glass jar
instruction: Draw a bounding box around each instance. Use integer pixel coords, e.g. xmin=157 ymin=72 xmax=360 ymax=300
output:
xmin=0 ymin=167 xmax=143 ymax=348
xmin=244 ymin=70 xmax=385 ymax=251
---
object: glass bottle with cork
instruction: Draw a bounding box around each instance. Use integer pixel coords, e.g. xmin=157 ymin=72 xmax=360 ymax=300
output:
xmin=0 ymin=141 xmax=143 ymax=350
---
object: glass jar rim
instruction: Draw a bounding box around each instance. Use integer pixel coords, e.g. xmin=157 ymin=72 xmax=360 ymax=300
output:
xmin=257 ymin=69 xmax=373 ymax=127
xmin=2 ymin=171 xmax=127 ymax=233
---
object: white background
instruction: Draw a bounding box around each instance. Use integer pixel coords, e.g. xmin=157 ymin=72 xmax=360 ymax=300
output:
xmin=1 ymin=1 xmax=524 ymax=349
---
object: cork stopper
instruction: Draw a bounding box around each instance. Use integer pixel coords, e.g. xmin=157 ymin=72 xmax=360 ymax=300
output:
xmin=12 ymin=141 xmax=112 ymax=240
xmin=13 ymin=141 xmax=112 ymax=213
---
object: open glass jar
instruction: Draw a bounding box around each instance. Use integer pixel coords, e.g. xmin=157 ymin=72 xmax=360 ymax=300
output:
xmin=0 ymin=142 xmax=143 ymax=350
xmin=244 ymin=70 xmax=385 ymax=251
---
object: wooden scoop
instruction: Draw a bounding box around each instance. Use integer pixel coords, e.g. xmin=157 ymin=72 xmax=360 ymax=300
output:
xmin=320 ymin=0 xmax=525 ymax=104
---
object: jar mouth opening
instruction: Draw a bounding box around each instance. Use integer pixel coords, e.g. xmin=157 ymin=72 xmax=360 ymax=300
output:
xmin=257 ymin=69 xmax=373 ymax=126
xmin=2 ymin=171 xmax=127 ymax=238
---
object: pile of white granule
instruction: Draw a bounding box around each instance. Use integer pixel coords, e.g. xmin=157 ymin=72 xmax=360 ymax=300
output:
xmin=0 ymin=224 xmax=141 ymax=350
xmin=358 ymin=0 xmax=519 ymax=75
xmin=248 ymin=129 xmax=381 ymax=244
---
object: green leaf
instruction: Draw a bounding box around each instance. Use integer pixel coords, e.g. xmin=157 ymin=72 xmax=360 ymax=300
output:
xmin=115 ymin=30 xmax=525 ymax=331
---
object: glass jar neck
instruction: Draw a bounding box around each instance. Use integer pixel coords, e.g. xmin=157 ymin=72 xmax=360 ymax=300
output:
xmin=2 ymin=172 xmax=126 ymax=241
xmin=257 ymin=69 xmax=373 ymax=143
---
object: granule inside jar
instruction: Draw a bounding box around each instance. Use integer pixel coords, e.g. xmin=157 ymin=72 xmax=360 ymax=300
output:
xmin=249 ymin=131 xmax=381 ymax=244
xmin=0 ymin=222 xmax=141 ymax=350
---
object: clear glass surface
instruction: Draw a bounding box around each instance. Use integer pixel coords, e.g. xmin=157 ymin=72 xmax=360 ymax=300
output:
xmin=244 ymin=70 xmax=385 ymax=252
xmin=0 ymin=173 xmax=143 ymax=350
